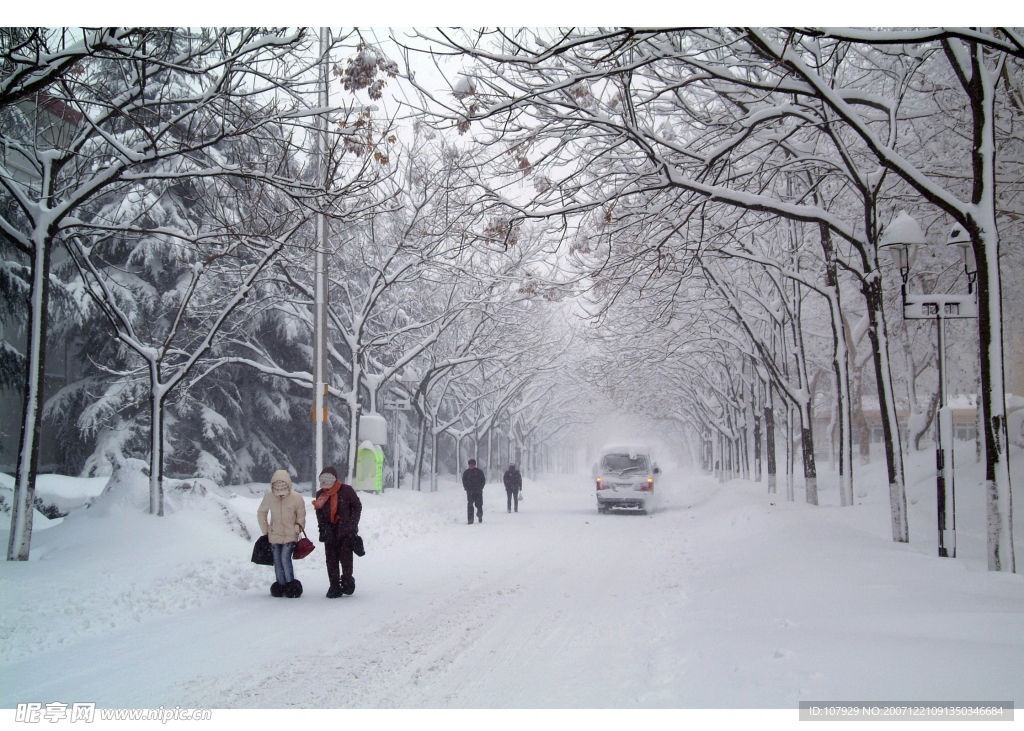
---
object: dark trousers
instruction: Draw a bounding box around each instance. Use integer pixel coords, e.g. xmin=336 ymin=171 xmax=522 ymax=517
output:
xmin=506 ymin=488 xmax=518 ymax=511
xmin=324 ymin=539 xmax=354 ymax=586
xmin=466 ymin=486 xmax=483 ymax=523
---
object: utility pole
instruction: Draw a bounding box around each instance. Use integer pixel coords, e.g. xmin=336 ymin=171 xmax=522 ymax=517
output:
xmin=312 ymin=27 xmax=330 ymax=488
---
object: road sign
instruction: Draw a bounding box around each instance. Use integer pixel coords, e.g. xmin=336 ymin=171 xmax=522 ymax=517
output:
xmin=904 ymin=293 xmax=977 ymax=320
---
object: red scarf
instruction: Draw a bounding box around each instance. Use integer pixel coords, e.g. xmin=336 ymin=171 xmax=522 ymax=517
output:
xmin=313 ymin=480 xmax=342 ymax=523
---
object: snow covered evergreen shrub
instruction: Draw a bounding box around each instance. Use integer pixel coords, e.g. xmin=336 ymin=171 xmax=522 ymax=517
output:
xmin=83 ymin=459 xmax=150 ymax=514
xmin=79 ymin=425 xmax=135 ymax=478
xmin=32 ymin=497 xmax=65 ymax=519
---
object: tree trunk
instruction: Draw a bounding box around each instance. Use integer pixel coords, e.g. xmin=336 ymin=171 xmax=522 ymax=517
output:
xmin=765 ymin=385 xmax=777 ymax=495
xmin=863 ymin=276 xmax=909 ymax=542
xmin=413 ymin=412 xmax=426 ymax=491
xmin=852 ymin=367 xmax=872 ymax=468
xmin=785 ymin=402 xmax=795 ymax=502
xmin=914 ymin=388 xmax=941 ymax=451
xmin=7 ymin=235 xmax=51 ymax=561
xmin=801 ymin=420 xmax=818 ymax=505
xmin=966 ymin=47 xmax=1016 ymax=572
xmin=716 ymin=433 xmax=724 ymax=483
xmin=346 ymin=394 xmax=360 ymax=486
xmin=792 ymin=282 xmax=818 ymax=506
xmin=148 ymin=374 xmax=166 ymax=516
xmin=741 ymin=409 xmax=750 ymax=481
xmin=828 ymin=398 xmax=838 ymax=473
xmin=820 ymin=223 xmax=853 ymax=506
xmin=430 ymin=431 xmax=438 ymax=492
xmin=753 ymin=378 xmax=763 ymax=482
xmin=753 ymin=413 xmax=762 ymax=482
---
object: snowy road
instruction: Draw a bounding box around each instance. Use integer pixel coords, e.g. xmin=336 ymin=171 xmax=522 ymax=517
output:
xmin=3 ymin=462 xmax=1023 ymax=709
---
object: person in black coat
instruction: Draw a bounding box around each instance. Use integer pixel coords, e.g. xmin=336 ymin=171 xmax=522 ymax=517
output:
xmin=461 ymin=458 xmax=486 ymax=524
xmin=503 ymin=463 xmax=522 ymax=512
xmin=313 ymin=465 xmax=362 ymax=597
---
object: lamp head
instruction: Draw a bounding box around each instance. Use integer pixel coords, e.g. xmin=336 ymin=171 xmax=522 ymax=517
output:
xmin=879 ymin=211 xmax=926 ymax=282
xmin=946 ymin=224 xmax=977 ymax=276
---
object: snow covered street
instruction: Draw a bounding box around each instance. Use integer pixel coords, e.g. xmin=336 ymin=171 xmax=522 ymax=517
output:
xmin=7 ymin=26 xmax=1024 ymax=731
xmin=2 ymin=454 xmax=1022 ymax=711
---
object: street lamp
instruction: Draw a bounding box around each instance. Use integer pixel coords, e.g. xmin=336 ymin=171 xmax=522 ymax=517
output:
xmin=946 ymin=225 xmax=978 ymax=290
xmin=879 ymin=212 xmax=978 ymax=559
xmin=879 ymin=210 xmax=926 ymax=282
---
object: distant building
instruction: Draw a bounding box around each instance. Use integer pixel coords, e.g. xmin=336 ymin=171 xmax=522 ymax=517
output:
xmin=811 ymin=336 xmax=1024 ymax=456
xmin=853 ymin=394 xmax=978 ymax=446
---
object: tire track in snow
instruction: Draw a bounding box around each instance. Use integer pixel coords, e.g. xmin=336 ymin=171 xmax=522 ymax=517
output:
xmin=177 ymin=475 xmax=709 ymax=708
xmin=179 ymin=556 xmax=532 ymax=707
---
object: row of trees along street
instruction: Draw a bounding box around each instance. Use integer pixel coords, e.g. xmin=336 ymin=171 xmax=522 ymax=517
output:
xmin=2 ymin=28 xmax=1020 ymax=574
xmin=399 ymin=27 xmax=1021 ymax=572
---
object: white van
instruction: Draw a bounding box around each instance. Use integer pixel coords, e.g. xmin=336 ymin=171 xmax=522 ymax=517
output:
xmin=593 ymin=444 xmax=660 ymax=514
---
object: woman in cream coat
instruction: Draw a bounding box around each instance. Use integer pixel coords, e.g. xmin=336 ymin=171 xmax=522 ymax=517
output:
xmin=257 ymin=470 xmax=306 ymax=598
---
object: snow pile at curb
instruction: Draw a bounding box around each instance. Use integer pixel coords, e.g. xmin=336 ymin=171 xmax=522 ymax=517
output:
xmin=0 ymin=462 xmax=263 ymax=661
xmin=0 ymin=472 xmax=110 ymax=517
xmin=0 ymin=478 xmax=63 ymax=532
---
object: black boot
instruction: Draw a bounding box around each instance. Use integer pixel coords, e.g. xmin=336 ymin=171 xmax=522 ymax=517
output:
xmin=284 ymin=579 xmax=303 ymax=598
xmin=326 ymin=583 xmax=342 ymax=599
xmin=340 ymin=576 xmax=355 ymax=596
xmin=270 ymin=582 xmax=284 ymax=597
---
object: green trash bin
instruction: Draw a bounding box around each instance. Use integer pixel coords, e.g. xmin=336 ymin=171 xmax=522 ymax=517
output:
xmin=354 ymin=441 xmax=384 ymax=493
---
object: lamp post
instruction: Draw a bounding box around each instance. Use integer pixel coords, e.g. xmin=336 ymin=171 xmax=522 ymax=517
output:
xmin=879 ymin=212 xmax=978 ymax=558
xmin=312 ymin=28 xmax=331 ymax=487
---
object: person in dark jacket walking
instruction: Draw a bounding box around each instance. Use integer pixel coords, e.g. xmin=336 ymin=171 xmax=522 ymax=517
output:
xmin=462 ymin=458 xmax=486 ymax=524
xmin=503 ymin=463 xmax=522 ymax=512
xmin=313 ymin=465 xmax=362 ymax=598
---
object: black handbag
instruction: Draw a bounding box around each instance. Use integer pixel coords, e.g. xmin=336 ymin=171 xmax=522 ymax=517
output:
xmin=351 ymin=534 xmax=365 ymax=557
xmin=251 ymin=534 xmax=273 ymax=565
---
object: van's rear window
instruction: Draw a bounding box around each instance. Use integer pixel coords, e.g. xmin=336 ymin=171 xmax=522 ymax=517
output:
xmin=601 ymin=454 xmax=649 ymax=472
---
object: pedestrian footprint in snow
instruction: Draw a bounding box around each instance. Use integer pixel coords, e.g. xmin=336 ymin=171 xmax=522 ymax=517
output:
xmin=257 ymin=470 xmax=306 ymax=598
xmin=503 ymin=462 xmax=522 ymax=513
xmin=462 ymin=458 xmax=486 ymax=524
xmin=313 ymin=465 xmax=362 ymax=598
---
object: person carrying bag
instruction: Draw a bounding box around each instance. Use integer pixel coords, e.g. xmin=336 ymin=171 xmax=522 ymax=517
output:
xmin=313 ymin=465 xmax=362 ymax=598
xmin=257 ymin=469 xmax=306 ymax=598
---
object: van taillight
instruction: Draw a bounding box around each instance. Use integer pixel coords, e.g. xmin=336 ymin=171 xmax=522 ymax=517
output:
xmin=642 ymin=478 xmax=653 ymax=491
xmin=596 ymin=478 xmax=607 ymax=490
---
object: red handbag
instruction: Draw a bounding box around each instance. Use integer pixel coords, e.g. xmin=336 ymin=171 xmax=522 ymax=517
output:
xmin=293 ymin=527 xmax=315 ymax=560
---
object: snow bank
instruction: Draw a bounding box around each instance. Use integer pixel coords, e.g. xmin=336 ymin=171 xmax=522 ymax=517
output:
xmin=0 ymin=464 xmax=266 ymax=661
xmin=0 ymin=472 xmax=110 ymax=516
xmin=0 ymin=474 xmax=72 ymax=531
